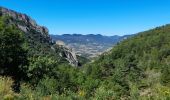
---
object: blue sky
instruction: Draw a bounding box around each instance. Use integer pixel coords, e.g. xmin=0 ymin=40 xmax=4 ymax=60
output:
xmin=0 ymin=0 xmax=170 ymax=36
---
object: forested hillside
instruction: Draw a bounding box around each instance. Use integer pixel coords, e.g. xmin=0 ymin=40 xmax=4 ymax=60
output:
xmin=85 ymin=24 xmax=170 ymax=99
xmin=0 ymin=7 xmax=89 ymax=99
xmin=1 ymin=7 xmax=170 ymax=100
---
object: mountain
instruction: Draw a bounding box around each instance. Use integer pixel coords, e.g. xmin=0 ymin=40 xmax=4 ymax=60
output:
xmin=51 ymin=34 xmax=131 ymax=58
xmin=0 ymin=7 xmax=51 ymax=43
xmin=0 ymin=6 xmax=90 ymax=97
xmin=0 ymin=6 xmax=84 ymax=67
xmin=85 ymin=24 xmax=170 ymax=99
xmin=1 ymin=6 xmax=170 ymax=100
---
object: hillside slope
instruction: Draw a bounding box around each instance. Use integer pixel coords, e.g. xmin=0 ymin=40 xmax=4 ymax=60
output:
xmin=0 ymin=7 xmax=89 ymax=99
xmin=0 ymin=6 xmax=86 ymax=67
xmin=1 ymin=6 xmax=170 ymax=100
xmin=84 ymin=24 xmax=170 ymax=99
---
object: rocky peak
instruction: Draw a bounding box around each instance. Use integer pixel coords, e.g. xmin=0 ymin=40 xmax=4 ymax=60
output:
xmin=0 ymin=6 xmax=50 ymax=43
xmin=0 ymin=6 xmax=79 ymax=67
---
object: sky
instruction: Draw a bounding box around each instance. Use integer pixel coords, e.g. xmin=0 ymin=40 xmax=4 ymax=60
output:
xmin=0 ymin=0 xmax=170 ymax=36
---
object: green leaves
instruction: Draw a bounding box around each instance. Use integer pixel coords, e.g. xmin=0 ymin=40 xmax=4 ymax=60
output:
xmin=25 ymin=55 xmax=58 ymax=85
xmin=0 ymin=17 xmax=27 ymax=78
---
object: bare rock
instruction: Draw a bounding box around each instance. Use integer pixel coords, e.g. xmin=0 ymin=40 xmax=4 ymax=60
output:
xmin=0 ymin=6 xmax=51 ymax=43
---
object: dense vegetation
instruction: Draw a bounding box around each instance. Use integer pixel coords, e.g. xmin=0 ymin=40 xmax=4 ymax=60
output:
xmin=1 ymin=15 xmax=170 ymax=100
xmin=84 ymin=24 xmax=170 ymax=99
xmin=0 ymin=16 xmax=87 ymax=99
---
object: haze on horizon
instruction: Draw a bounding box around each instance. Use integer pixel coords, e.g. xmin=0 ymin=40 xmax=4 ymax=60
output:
xmin=0 ymin=0 xmax=170 ymax=36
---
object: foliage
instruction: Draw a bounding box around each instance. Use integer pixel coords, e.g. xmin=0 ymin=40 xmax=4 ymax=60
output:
xmin=0 ymin=17 xmax=28 ymax=79
xmin=1 ymin=13 xmax=170 ymax=99
xmin=83 ymin=24 xmax=170 ymax=99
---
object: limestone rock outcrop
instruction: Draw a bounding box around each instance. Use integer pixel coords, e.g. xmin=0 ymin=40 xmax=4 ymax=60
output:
xmin=0 ymin=6 xmax=51 ymax=43
xmin=0 ymin=6 xmax=79 ymax=67
xmin=62 ymin=46 xmax=79 ymax=67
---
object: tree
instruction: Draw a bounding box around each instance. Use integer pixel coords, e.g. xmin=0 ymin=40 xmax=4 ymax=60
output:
xmin=0 ymin=17 xmax=28 ymax=91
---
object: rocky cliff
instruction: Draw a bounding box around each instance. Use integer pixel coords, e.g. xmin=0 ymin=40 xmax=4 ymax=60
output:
xmin=55 ymin=42 xmax=79 ymax=67
xmin=0 ymin=6 xmax=51 ymax=44
xmin=0 ymin=6 xmax=80 ymax=67
xmin=61 ymin=46 xmax=79 ymax=67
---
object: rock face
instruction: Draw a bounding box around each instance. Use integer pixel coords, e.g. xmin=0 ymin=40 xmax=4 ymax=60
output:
xmin=0 ymin=6 xmax=79 ymax=67
xmin=62 ymin=46 xmax=79 ymax=67
xmin=0 ymin=6 xmax=51 ymax=43
xmin=55 ymin=43 xmax=79 ymax=67
xmin=55 ymin=40 xmax=79 ymax=67
xmin=56 ymin=40 xmax=65 ymax=46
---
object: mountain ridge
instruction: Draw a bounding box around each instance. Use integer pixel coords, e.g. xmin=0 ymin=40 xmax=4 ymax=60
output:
xmin=0 ymin=6 xmax=83 ymax=67
xmin=0 ymin=6 xmax=51 ymax=44
xmin=51 ymin=34 xmax=132 ymax=58
xmin=1 ymin=6 xmax=170 ymax=99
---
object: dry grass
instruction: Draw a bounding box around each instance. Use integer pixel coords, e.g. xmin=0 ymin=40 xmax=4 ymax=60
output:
xmin=0 ymin=77 xmax=13 ymax=95
xmin=0 ymin=76 xmax=17 ymax=99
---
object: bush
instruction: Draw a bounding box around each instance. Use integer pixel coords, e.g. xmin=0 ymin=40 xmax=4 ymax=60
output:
xmin=0 ymin=77 xmax=17 ymax=99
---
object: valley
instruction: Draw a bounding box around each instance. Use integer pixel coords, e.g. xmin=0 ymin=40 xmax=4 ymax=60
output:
xmin=51 ymin=34 xmax=131 ymax=58
xmin=0 ymin=2 xmax=170 ymax=100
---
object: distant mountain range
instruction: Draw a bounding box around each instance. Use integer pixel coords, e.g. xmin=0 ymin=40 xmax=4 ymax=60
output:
xmin=2 ymin=6 xmax=170 ymax=99
xmin=51 ymin=34 xmax=132 ymax=58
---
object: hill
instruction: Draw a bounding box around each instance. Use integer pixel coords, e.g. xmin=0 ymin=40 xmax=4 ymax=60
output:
xmin=1 ymin=6 xmax=170 ymax=100
xmin=0 ymin=6 xmax=89 ymax=99
xmin=85 ymin=24 xmax=170 ymax=99
xmin=51 ymin=34 xmax=131 ymax=58
xmin=0 ymin=6 xmax=88 ymax=67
